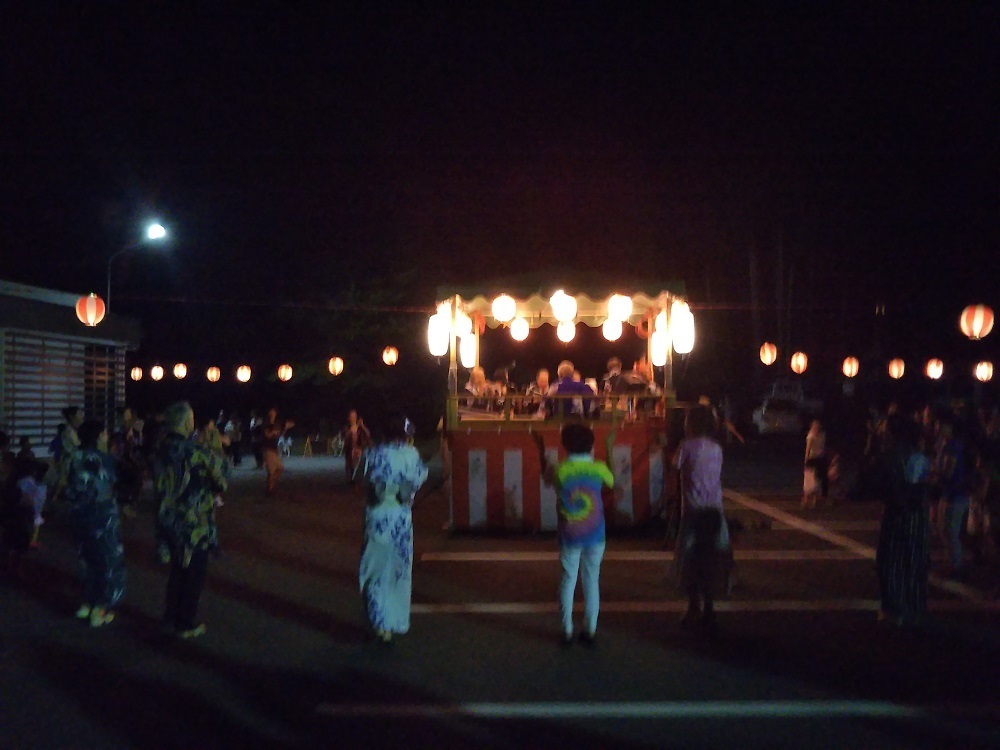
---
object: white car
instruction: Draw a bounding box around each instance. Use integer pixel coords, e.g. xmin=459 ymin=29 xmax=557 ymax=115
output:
xmin=751 ymin=397 xmax=804 ymax=435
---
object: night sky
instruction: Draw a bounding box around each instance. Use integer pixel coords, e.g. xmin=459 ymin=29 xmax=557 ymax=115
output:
xmin=2 ymin=3 xmax=998 ymax=419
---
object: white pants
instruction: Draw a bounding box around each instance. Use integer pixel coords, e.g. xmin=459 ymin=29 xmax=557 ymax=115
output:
xmin=559 ymin=542 xmax=606 ymax=637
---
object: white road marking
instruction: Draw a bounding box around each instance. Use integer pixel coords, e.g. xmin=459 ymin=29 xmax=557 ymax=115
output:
xmin=409 ymin=599 xmax=999 ymax=615
xmin=422 ymin=550 xmax=874 ymax=562
xmin=770 ymin=520 xmax=880 ymax=531
xmin=317 ymin=699 xmax=926 ymax=719
xmin=723 ymin=490 xmax=984 ymax=602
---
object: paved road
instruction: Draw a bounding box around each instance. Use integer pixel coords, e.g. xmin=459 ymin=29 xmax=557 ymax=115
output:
xmin=2 ymin=447 xmax=998 ymax=749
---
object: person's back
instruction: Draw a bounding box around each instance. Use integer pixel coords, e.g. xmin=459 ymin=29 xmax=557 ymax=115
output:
xmin=675 ymin=435 xmax=723 ymax=512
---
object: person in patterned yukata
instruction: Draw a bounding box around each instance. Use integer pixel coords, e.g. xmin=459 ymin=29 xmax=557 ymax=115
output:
xmin=358 ymin=414 xmax=429 ymax=643
xmin=152 ymin=402 xmax=228 ymax=639
xmin=63 ymin=420 xmax=126 ymax=628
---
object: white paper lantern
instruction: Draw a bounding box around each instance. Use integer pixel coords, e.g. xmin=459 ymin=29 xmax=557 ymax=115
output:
xmin=651 ymin=329 xmax=669 ymax=367
xmin=510 ymin=317 xmax=529 ymax=341
xmin=491 ymin=294 xmax=517 ymax=323
xmin=556 ymin=320 xmax=576 ymax=342
xmin=549 ymin=290 xmax=577 ymax=323
xmin=427 ymin=313 xmax=449 ymax=356
xmin=670 ymin=301 xmax=695 ymax=354
xmin=607 ymin=294 xmax=633 ymax=322
xmin=459 ymin=335 xmax=477 ymax=369
xmin=602 ymin=318 xmax=623 ymax=341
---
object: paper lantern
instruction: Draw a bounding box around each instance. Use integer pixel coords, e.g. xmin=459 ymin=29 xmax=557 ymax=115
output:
xmin=150 ymin=365 xmax=164 ymax=381
xmin=975 ymin=361 xmax=993 ymax=383
xmin=607 ymin=294 xmax=633 ymax=322
xmin=888 ymin=358 xmax=905 ymax=380
xmin=670 ymin=301 xmax=695 ymax=354
xmin=328 ymin=356 xmax=344 ymax=376
xmin=925 ymin=359 xmax=943 ymax=380
xmin=75 ymin=293 xmax=106 ymax=327
xmin=491 ymin=294 xmax=517 ymax=323
xmin=654 ymin=310 xmax=667 ymax=332
xmin=760 ymin=342 xmax=777 ymax=366
xmin=277 ymin=364 xmax=293 ymax=381
xmin=382 ymin=346 xmax=399 ymax=366
xmin=790 ymin=352 xmax=808 ymax=374
xmin=236 ymin=365 xmax=252 ymax=383
xmin=452 ymin=311 xmax=473 ymax=338
xmin=602 ymin=318 xmax=623 ymax=341
xmin=651 ymin=329 xmax=669 ymax=367
xmin=960 ymin=304 xmax=994 ymax=340
xmin=510 ymin=317 xmax=529 ymax=342
xmin=556 ymin=321 xmax=576 ymax=342
xmin=130 ymin=367 xmax=143 ymax=382
xmin=549 ymin=290 xmax=577 ymax=323
xmin=206 ymin=366 xmax=221 ymax=382
xmin=459 ymin=335 xmax=477 ymax=369
xmin=173 ymin=363 xmax=187 ymax=379
xmin=842 ymin=357 xmax=859 ymax=378
xmin=427 ymin=313 xmax=450 ymax=356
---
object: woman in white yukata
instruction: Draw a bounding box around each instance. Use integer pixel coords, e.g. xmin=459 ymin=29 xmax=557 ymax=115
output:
xmin=359 ymin=415 xmax=428 ymax=643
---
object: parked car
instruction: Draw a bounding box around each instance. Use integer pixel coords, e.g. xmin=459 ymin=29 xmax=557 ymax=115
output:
xmin=751 ymin=397 xmax=804 ymax=435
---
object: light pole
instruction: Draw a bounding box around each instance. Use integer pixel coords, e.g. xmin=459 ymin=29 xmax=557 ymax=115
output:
xmin=106 ymin=222 xmax=167 ymax=313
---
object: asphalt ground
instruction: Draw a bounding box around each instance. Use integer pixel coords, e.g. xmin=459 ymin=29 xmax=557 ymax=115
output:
xmin=2 ymin=440 xmax=999 ymax=750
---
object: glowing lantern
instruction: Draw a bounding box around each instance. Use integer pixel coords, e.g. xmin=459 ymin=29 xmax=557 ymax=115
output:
xmin=206 ymin=366 xmax=221 ymax=382
xmin=549 ymin=290 xmax=577 ymax=323
xmin=670 ymin=300 xmax=695 ymax=354
xmin=888 ymin=358 xmax=905 ymax=380
xmin=277 ymin=364 xmax=293 ymax=382
xmin=328 ymin=356 xmax=344 ymax=376
xmin=427 ymin=313 xmax=450 ymax=356
xmin=651 ymin=329 xmax=669 ymax=367
xmin=654 ymin=310 xmax=667 ymax=332
xmin=975 ymin=361 xmax=993 ymax=382
xmin=790 ymin=352 xmax=808 ymax=374
xmin=960 ymin=304 xmax=994 ymax=340
xmin=510 ymin=317 xmax=529 ymax=342
xmin=925 ymin=359 xmax=943 ymax=380
xmin=382 ymin=346 xmax=399 ymax=366
xmin=173 ymin=363 xmax=187 ymax=379
xmin=459 ymin=335 xmax=477 ymax=368
xmin=150 ymin=365 xmax=164 ymax=381
xmin=236 ymin=365 xmax=252 ymax=383
xmin=75 ymin=293 xmax=106 ymax=327
xmin=130 ymin=367 xmax=143 ymax=382
xmin=760 ymin=342 xmax=777 ymax=366
xmin=491 ymin=294 xmax=517 ymax=323
xmin=842 ymin=357 xmax=860 ymax=378
xmin=453 ymin=311 xmax=473 ymax=338
xmin=556 ymin=320 xmax=576 ymax=342
xmin=602 ymin=318 xmax=623 ymax=341
xmin=607 ymin=294 xmax=633 ymax=322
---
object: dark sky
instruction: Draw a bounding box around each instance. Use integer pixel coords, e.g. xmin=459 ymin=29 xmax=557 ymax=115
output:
xmin=2 ymin=3 xmax=998 ymax=391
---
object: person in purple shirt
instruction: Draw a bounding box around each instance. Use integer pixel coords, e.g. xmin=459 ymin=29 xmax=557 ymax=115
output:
xmin=545 ymin=361 xmax=596 ymax=419
xmin=673 ymin=406 xmax=730 ymax=633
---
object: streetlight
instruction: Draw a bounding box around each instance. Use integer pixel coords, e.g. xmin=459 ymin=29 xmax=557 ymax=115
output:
xmin=106 ymin=222 xmax=168 ymax=312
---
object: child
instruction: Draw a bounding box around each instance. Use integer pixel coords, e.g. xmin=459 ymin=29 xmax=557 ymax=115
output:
xmin=534 ymin=422 xmax=615 ymax=646
xmin=18 ymin=460 xmax=48 ymax=549
xmin=674 ymin=407 xmax=730 ymax=633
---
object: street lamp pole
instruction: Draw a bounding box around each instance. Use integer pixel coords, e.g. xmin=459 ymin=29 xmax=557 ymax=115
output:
xmin=106 ymin=223 xmax=167 ymax=313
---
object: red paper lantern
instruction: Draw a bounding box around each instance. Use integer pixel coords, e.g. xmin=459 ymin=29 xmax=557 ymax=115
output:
xmin=925 ymin=359 xmax=944 ymax=380
xmin=75 ymin=293 xmax=106 ymax=327
xmin=888 ymin=358 xmax=905 ymax=380
xmin=759 ymin=342 xmax=777 ymax=366
xmin=790 ymin=351 xmax=808 ymax=374
xmin=842 ymin=357 xmax=859 ymax=378
xmin=960 ymin=304 xmax=994 ymax=340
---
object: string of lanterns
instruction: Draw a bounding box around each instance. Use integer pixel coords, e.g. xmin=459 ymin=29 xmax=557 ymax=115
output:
xmin=128 ymin=353 xmax=391 ymax=383
xmin=759 ymin=344 xmax=994 ymax=383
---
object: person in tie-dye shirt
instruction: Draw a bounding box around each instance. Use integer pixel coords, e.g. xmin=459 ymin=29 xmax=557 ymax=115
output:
xmin=535 ymin=422 xmax=615 ymax=646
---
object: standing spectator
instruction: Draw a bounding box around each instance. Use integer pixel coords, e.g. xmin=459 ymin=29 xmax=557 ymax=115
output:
xmin=152 ymin=402 xmax=228 ymax=639
xmin=53 ymin=407 xmax=84 ymax=503
xmin=63 ymin=421 xmax=126 ymax=627
xmin=224 ymin=413 xmax=243 ymax=467
xmin=20 ymin=459 xmax=48 ymax=549
xmin=875 ymin=420 xmax=932 ymax=625
xmin=534 ymin=422 xmax=615 ymax=646
xmin=342 ymin=409 xmax=371 ymax=483
xmin=932 ymin=418 xmax=975 ymax=578
xmin=17 ymin=436 xmax=35 ymax=462
xmin=673 ymin=407 xmax=730 ymax=633
xmin=802 ymin=420 xmax=829 ymax=508
xmin=262 ymin=409 xmax=292 ymax=495
xmin=359 ymin=414 xmax=428 ymax=643
xmin=110 ymin=407 xmax=143 ymax=517
xmin=1 ymin=453 xmax=34 ymax=578
xmin=249 ymin=410 xmax=264 ymax=469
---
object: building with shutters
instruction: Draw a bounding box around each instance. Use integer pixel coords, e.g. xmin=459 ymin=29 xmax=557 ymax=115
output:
xmin=0 ymin=280 xmax=140 ymax=454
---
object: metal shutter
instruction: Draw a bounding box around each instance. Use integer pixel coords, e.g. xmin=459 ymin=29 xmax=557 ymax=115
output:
xmin=1 ymin=330 xmax=126 ymax=455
